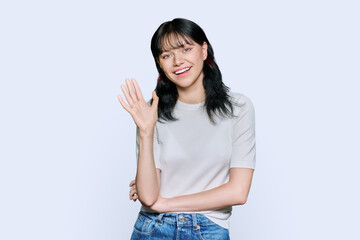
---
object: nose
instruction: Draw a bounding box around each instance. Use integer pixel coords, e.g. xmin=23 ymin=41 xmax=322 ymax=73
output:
xmin=173 ymin=53 xmax=184 ymax=66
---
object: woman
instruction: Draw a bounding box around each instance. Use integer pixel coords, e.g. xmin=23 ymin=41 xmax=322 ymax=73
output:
xmin=118 ymin=18 xmax=256 ymax=239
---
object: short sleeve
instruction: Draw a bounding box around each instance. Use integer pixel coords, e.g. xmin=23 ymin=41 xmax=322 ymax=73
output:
xmin=135 ymin=99 xmax=162 ymax=170
xmin=230 ymin=94 xmax=256 ymax=169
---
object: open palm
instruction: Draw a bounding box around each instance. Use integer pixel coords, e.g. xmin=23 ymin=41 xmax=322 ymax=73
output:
xmin=117 ymin=78 xmax=159 ymax=136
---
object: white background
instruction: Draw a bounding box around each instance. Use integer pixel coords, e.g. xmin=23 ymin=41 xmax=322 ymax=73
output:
xmin=1 ymin=0 xmax=359 ymax=239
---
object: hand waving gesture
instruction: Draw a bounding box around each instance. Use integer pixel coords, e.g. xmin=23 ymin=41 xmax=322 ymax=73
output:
xmin=117 ymin=78 xmax=159 ymax=136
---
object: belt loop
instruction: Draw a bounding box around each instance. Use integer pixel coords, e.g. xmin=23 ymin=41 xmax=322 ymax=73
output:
xmin=192 ymin=213 xmax=197 ymax=228
xmin=156 ymin=213 xmax=165 ymax=223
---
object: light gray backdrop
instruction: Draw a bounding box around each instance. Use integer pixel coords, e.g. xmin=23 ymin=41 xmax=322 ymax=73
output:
xmin=1 ymin=0 xmax=359 ymax=239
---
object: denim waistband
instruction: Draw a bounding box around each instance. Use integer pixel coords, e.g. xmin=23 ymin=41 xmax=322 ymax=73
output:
xmin=140 ymin=211 xmax=212 ymax=228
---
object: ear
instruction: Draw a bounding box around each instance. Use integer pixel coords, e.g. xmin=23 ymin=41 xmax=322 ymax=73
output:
xmin=202 ymin=41 xmax=208 ymax=60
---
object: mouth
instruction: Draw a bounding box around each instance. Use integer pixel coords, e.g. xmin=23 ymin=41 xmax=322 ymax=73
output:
xmin=174 ymin=67 xmax=191 ymax=75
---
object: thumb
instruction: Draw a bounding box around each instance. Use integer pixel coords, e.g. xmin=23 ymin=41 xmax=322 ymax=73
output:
xmin=152 ymin=91 xmax=159 ymax=105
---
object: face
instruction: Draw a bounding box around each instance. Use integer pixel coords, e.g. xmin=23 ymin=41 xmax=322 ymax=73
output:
xmin=158 ymin=36 xmax=208 ymax=91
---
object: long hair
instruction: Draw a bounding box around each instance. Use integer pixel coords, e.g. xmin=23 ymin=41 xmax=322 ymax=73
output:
xmin=150 ymin=18 xmax=239 ymax=124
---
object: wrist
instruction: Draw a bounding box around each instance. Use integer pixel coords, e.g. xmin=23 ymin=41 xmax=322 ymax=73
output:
xmin=162 ymin=197 xmax=170 ymax=213
xmin=163 ymin=197 xmax=172 ymax=212
xmin=138 ymin=128 xmax=154 ymax=138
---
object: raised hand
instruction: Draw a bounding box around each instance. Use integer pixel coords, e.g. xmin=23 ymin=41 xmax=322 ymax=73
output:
xmin=117 ymin=78 xmax=159 ymax=136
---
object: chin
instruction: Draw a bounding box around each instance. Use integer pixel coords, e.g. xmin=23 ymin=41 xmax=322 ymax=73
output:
xmin=175 ymin=77 xmax=195 ymax=86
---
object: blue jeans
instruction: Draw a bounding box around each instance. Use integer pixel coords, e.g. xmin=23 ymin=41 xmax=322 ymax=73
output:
xmin=130 ymin=211 xmax=230 ymax=239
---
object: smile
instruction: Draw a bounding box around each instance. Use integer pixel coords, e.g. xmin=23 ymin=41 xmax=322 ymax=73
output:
xmin=174 ymin=67 xmax=191 ymax=75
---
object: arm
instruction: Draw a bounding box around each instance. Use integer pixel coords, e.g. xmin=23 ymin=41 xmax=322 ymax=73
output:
xmin=150 ymin=168 xmax=254 ymax=212
xmin=129 ymin=169 xmax=161 ymax=202
xmin=151 ymin=94 xmax=256 ymax=212
xmin=117 ymin=78 xmax=160 ymax=207
xmin=135 ymin=131 xmax=161 ymax=206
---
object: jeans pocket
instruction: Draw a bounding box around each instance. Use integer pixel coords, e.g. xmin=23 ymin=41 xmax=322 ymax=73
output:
xmin=132 ymin=212 xmax=160 ymax=236
xmin=197 ymin=218 xmax=229 ymax=240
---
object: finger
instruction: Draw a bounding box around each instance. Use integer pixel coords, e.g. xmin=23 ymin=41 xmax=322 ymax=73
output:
xmin=126 ymin=78 xmax=138 ymax=102
xmin=130 ymin=188 xmax=137 ymax=196
xmin=132 ymin=194 xmax=138 ymax=201
xmin=117 ymin=95 xmax=132 ymax=113
xmin=129 ymin=186 xmax=136 ymax=195
xmin=151 ymin=91 xmax=159 ymax=111
xmin=129 ymin=188 xmax=136 ymax=200
xmin=130 ymin=192 xmax=137 ymax=201
xmin=129 ymin=179 xmax=135 ymax=187
xmin=121 ymin=81 xmax=135 ymax=107
xmin=131 ymin=79 xmax=144 ymax=101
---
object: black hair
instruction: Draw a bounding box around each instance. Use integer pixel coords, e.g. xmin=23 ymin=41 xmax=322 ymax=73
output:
xmin=150 ymin=18 xmax=239 ymax=124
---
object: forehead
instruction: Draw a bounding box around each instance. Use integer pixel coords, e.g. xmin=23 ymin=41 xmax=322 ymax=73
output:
xmin=160 ymin=32 xmax=194 ymax=52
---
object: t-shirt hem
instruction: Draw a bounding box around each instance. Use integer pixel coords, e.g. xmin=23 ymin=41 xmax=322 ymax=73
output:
xmin=230 ymin=163 xmax=256 ymax=169
xmin=140 ymin=206 xmax=231 ymax=229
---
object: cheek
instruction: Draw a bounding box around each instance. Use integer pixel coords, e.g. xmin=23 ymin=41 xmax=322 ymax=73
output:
xmin=195 ymin=55 xmax=205 ymax=68
xmin=161 ymin=64 xmax=172 ymax=75
xmin=159 ymin=58 xmax=172 ymax=67
xmin=159 ymin=63 xmax=174 ymax=79
xmin=194 ymin=50 xmax=205 ymax=63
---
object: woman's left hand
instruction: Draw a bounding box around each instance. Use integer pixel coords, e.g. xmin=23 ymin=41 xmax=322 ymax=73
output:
xmin=129 ymin=179 xmax=168 ymax=212
xmin=149 ymin=196 xmax=169 ymax=213
xmin=129 ymin=179 xmax=138 ymax=202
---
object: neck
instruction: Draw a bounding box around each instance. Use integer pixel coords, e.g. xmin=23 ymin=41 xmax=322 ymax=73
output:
xmin=177 ymin=86 xmax=206 ymax=104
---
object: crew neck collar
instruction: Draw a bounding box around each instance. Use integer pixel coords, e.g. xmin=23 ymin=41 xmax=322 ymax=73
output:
xmin=175 ymin=99 xmax=205 ymax=111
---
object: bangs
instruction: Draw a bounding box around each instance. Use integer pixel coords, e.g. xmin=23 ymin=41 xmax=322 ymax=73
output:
xmin=159 ymin=31 xmax=194 ymax=53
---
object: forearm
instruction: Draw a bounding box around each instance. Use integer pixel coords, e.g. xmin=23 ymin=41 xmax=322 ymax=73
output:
xmin=151 ymin=168 xmax=254 ymax=213
xmin=164 ymin=182 xmax=247 ymax=212
xmin=135 ymin=130 xmax=159 ymax=206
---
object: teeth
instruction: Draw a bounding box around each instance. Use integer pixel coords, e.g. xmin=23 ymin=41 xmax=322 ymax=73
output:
xmin=175 ymin=67 xmax=190 ymax=75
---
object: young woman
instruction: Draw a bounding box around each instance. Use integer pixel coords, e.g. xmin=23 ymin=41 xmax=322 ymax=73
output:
xmin=118 ymin=18 xmax=256 ymax=240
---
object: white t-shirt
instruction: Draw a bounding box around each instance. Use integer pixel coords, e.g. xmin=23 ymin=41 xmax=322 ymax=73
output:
xmin=135 ymin=91 xmax=256 ymax=229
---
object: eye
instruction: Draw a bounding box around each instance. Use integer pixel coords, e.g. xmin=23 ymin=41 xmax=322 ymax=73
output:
xmin=184 ymin=48 xmax=191 ymax=53
xmin=162 ymin=54 xmax=171 ymax=59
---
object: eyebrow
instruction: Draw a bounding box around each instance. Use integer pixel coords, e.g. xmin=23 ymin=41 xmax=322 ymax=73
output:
xmin=161 ymin=43 xmax=194 ymax=53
